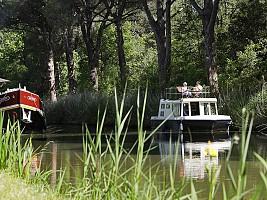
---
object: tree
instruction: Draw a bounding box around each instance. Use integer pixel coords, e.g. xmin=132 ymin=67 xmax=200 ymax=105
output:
xmin=170 ymin=0 xmax=206 ymax=86
xmin=75 ymin=0 xmax=110 ymax=91
xmin=103 ymin=0 xmax=139 ymax=88
xmin=218 ymin=0 xmax=267 ymax=91
xmin=189 ymin=0 xmax=220 ymax=95
xmin=140 ymin=0 xmax=172 ymax=92
xmin=0 ymin=0 xmax=58 ymax=101
xmin=64 ymin=26 xmax=78 ymax=94
xmin=0 ymin=30 xmax=27 ymax=85
xmin=56 ymin=0 xmax=79 ymax=94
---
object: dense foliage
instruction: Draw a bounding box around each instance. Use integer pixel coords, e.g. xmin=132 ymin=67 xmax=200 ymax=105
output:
xmin=1 ymin=0 xmax=267 ymax=126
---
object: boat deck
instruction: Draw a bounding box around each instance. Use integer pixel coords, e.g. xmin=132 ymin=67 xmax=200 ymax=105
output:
xmin=165 ymin=86 xmax=211 ymax=100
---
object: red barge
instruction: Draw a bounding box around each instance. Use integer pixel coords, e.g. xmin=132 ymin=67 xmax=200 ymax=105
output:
xmin=0 ymin=78 xmax=46 ymax=132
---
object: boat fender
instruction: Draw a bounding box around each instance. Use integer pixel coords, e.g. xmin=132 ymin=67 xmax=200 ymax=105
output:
xmin=180 ymin=123 xmax=183 ymax=131
xmin=204 ymin=141 xmax=218 ymax=157
xmin=12 ymin=112 xmax=18 ymax=119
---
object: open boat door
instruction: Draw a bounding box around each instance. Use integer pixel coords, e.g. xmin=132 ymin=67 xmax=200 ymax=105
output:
xmin=0 ymin=78 xmax=10 ymax=87
xmin=0 ymin=78 xmax=10 ymax=84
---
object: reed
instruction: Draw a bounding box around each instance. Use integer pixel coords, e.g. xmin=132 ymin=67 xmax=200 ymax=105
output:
xmin=63 ymin=86 xmax=188 ymax=199
xmin=223 ymin=109 xmax=263 ymax=199
xmin=245 ymin=91 xmax=267 ymax=131
xmin=0 ymin=112 xmax=63 ymax=199
xmin=219 ymin=86 xmax=252 ymax=128
xmin=3 ymin=87 xmax=267 ymax=199
xmin=44 ymin=89 xmax=160 ymax=128
xmin=59 ymin=88 xmax=267 ymax=199
xmin=0 ymin=113 xmax=26 ymax=177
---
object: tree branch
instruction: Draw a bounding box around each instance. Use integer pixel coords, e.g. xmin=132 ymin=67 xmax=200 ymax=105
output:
xmin=209 ymin=0 xmax=219 ymax=31
xmin=189 ymin=0 xmax=203 ymax=15
xmin=140 ymin=0 xmax=158 ymax=33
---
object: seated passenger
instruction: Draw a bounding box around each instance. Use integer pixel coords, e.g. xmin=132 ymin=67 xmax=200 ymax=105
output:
xmin=193 ymin=81 xmax=203 ymax=97
xmin=177 ymin=82 xmax=191 ymax=98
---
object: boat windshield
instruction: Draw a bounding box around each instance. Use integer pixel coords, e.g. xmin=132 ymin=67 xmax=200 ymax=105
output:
xmin=191 ymin=102 xmax=200 ymax=116
xmin=172 ymin=103 xmax=180 ymax=117
xmin=204 ymin=103 xmax=217 ymax=115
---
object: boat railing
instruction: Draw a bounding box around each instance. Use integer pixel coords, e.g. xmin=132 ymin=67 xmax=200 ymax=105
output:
xmin=165 ymin=86 xmax=210 ymax=100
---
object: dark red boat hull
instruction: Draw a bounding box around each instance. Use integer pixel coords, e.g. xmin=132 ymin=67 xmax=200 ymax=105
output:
xmin=0 ymin=88 xmax=46 ymax=132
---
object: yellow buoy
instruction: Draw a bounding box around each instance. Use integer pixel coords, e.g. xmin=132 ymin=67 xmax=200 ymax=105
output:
xmin=204 ymin=140 xmax=218 ymax=157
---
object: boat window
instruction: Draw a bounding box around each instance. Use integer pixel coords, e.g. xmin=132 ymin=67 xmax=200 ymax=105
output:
xmin=172 ymin=103 xmax=180 ymax=117
xmin=190 ymin=102 xmax=200 ymax=116
xmin=210 ymin=103 xmax=216 ymax=115
xmin=160 ymin=111 xmax=164 ymax=116
xmin=204 ymin=103 xmax=209 ymax=115
xmin=161 ymin=104 xmax=165 ymax=109
xmin=166 ymin=104 xmax=170 ymax=109
xmin=183 ymin=103 xmax=189 ymax=116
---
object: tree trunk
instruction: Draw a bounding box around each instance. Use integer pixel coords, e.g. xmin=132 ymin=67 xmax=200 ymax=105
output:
xmin=80 ymin=20 xmax=99 ymax=91
xmin=156 ymin=38 xmax=167 ymax=90
xmin=64 ymin=26 xmax=77 ymax=94
xmin=141 ymin=0 xmax=172 ymax=92
xmin=165 ymin=0 xmax=171 ymax=86
xmin=204 ymin=35 xmax=218 ymax=95
xmin=115 ymin=19 xmax=127 ymax=88
xmin=78 ymin=1 xmax=109 ymax=92
xmin=47 ymin=37 xmax=57 ymax=102
xmin=190 ymin=0 xmax=220 ymax=95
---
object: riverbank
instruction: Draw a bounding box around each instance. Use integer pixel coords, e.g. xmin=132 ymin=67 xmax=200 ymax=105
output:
xmin=44 ymin=88 xmax=267 ymax=132
xmin=1 ymin=102 xmax=267 ymax=199
xmin=44 ymin=90 xmax=159 ymax=128
xmin=0 ymin=171 xmax=61 ymax=200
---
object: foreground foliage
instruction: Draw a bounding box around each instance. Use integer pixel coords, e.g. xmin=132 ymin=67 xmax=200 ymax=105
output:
xmin=0 ymin=172 xmax=61 ymax=200
xmin=2 ymin=89 xmax=267 ymax=199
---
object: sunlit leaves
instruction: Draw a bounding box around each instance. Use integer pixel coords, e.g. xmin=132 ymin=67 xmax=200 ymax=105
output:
xmin=0 ymin=29 xmax=27 ymax=81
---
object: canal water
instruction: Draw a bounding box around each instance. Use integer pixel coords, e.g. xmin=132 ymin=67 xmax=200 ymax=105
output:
xmin=24 ymin=126 xmax=267 ymax=199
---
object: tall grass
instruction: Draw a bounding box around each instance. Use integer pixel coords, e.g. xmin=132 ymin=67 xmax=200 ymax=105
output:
xmin=51 ymin=88 xmax=267 ymax=199
xmin=44 ymin=89 xmax=160 ymax=128
xmin=62 ymin=87 xmax=188 ymax=199
xmin=0 ymin=112 xmax=61 ymax=199
xmin=224 ymin=108 xmax=254 ymax=199
xmin=3 ymin=88 xmax=267 ymax=199
xmin=219 ymin=84 xmax=267 ymax=131
xmin=0 ymin=113 xmax=26 ymax=177
xmin=219 ymin=86 xmax=252 ymax=129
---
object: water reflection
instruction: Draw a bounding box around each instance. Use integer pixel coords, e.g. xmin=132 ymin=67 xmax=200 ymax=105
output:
xmin=151 ymin=133 xmax=231 ymax=179
xmin=27 ymin=130 xmax=267 ymax=191
xmin=51 ymin=142 xmax=57 ymax=185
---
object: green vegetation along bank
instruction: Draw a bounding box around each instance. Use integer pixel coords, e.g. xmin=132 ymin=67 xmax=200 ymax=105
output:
xmin=2 ymin=92 xmax=267 ymax=199
xmin=45 ymin=85 xmax=267 ymax=132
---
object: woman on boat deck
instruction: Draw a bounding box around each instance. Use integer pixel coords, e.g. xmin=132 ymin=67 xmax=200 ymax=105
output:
xmin=177 ymin=82 xmax=192 ymax=98
xmin=193 ymin=81 xmax=203 ymax=97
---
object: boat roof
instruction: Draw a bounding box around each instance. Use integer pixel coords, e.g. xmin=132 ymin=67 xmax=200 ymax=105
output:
xmin=0 ymin=78 xmax=10 ymax=83
xmin=160 ymin=97 xmax=217 ymax=103
xmin=182 ymin=97 xmax=217 ymax=103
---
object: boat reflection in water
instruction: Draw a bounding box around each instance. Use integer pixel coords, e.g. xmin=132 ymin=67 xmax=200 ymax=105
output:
xmin=151 ymin=132 xmax=231 ymax=180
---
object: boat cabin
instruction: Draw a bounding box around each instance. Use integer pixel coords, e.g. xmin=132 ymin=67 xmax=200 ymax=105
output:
xmin=156 ymin=86 xmax=218 ymax=119
xmin=157 ymin=98 xmax=218 ymax=119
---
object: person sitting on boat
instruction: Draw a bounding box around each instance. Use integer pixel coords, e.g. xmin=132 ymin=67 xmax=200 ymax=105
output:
xmin=192 ymin=81 xmax=203 ymax=97
xmin=177 ymin=82 xmax=192 ymax=98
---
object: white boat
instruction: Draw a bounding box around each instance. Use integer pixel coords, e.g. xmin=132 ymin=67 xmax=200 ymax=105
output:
xmin=150 ymin=87 xmax=232 ymax=141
